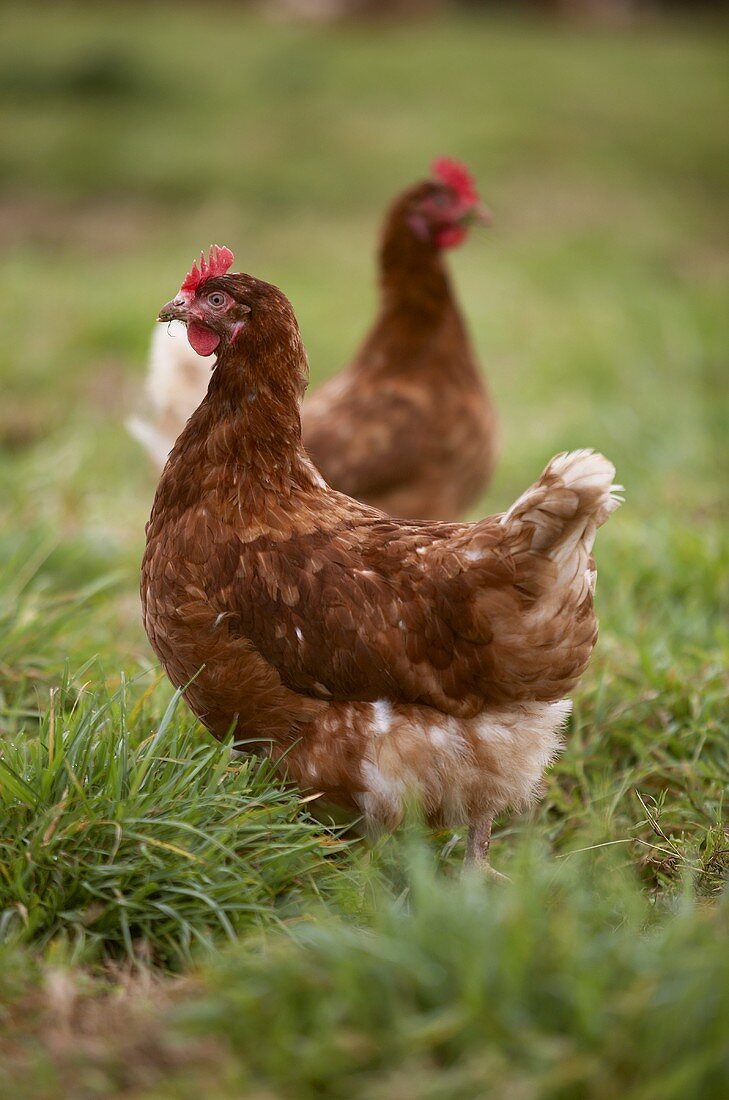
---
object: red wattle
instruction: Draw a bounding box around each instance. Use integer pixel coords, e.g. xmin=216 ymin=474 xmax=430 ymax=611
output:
xmin=436 ymin=225 xmax=468 ymax=250
xmin=187 ymin=322 xmax=221 ymax=357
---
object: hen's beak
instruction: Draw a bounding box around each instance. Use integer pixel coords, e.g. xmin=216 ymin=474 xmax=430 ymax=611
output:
xmin=465 ymin=202 xmax=492 ymax=228
xmin=158 ymin=298 xmax=188 ymax=324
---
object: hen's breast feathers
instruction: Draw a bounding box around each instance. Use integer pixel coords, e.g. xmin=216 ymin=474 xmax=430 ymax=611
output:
xmin=205 ymin=450 xmax=621 ymax=719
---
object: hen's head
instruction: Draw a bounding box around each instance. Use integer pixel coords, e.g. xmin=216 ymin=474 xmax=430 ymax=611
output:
xmin=396 ymin=158 xmax=491 ymax=250
xmin=158 ymin=246 xmax=297 ymax=359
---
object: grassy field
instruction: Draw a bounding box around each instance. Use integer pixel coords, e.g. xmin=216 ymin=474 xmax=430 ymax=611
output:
xmin=0 ymin=3 xmax=728 ymax=1096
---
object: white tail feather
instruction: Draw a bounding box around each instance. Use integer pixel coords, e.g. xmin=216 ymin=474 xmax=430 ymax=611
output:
xmin=502 ymin=449 xmax=623 ymax=560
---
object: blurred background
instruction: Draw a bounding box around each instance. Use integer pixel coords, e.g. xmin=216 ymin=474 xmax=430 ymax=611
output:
xmin=0 ymin=0 xmax=726 ymax=769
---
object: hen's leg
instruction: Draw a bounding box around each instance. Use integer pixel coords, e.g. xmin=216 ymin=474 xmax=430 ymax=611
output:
xmin=464 ymin=814 xmax=509 ymax=880
xmin=464 ymin=813 xmax=493 ymax=868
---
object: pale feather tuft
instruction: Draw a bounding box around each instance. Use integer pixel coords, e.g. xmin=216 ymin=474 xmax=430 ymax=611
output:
xmin=501 ymin=448 xmax=623 ymax=557
xmin=126 ymin=414 xmax=173 ymax=468
xmin=127 ymin=323 xmax=211 ymax=467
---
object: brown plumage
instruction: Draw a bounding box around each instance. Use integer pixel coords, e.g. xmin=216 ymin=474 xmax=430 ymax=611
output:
xmin=131 ymin=159 xmax=496 ymax=520
xmin=142 ymin=255 xmax=622 ymax=868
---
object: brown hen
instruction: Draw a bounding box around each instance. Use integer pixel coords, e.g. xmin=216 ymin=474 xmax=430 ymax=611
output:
xmin=131 ymin=158 xmax=496 ymax=520
xmin=141 ymin=247 xmax=621 ymax=869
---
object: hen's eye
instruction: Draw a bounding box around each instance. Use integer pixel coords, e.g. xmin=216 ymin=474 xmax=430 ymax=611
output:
xmin=207 ymin=292 xmax=226 ymax=308
xmin=432 ymin=193 xmax=450 ymax=208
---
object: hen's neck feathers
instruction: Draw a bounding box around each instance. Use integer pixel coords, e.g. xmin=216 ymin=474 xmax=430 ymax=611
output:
xmin=206 ymin=341 xmax=304 ymax=447
xmin=378 ymin=208 xmax=452 ymax=316
xmin=348 ymin=203 xmax=471 ymax=386
xmin=158 ymin=311 xmax=317 ymax=507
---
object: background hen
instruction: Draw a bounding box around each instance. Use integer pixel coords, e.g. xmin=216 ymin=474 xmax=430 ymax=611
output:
xmin=131 ymin=159 xmax=496 ymax=520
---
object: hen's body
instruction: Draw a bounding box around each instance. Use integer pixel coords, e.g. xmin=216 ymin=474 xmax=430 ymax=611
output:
xmin=142 ymin=268 xmax=620 ymax=859
xmin=132 ymin=172 xmax=496 ymax=520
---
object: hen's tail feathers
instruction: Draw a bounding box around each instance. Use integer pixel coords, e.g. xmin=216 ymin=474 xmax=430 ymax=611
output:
xmin=501 ymin=449 xmax=623 ymax=561
xmin=126 ymin=322 xmax=211 ymax=469
xmin=126 ymin=413 xmax=173 ymax=469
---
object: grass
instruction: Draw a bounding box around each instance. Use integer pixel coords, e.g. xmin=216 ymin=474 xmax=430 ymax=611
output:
xmin=187 ymin=854 xmax=729 ymax=1099
xmin=2 ymin=856 xmax=728 ymax=1098
xmin=0 ymin=2 xmax=727 ymax=1096
xmin=0 ymin=674 xmax=353 ymax=967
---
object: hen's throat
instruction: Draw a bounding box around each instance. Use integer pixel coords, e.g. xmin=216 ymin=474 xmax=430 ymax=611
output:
xmin=379 ymin=219 xmax=452 ymax=314
xmin=165 ymin=337 xmax=314 ymax=500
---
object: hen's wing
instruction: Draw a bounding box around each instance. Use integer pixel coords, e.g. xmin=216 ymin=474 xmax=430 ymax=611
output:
xmin=218 ymin=451 xmax=621 ymax=717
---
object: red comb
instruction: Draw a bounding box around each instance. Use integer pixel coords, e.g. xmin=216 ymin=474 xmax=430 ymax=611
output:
xmin=431 ymin=157 xmax=479 ymax=205
xmin=180 ymin=244 xmax=235 ymax=297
